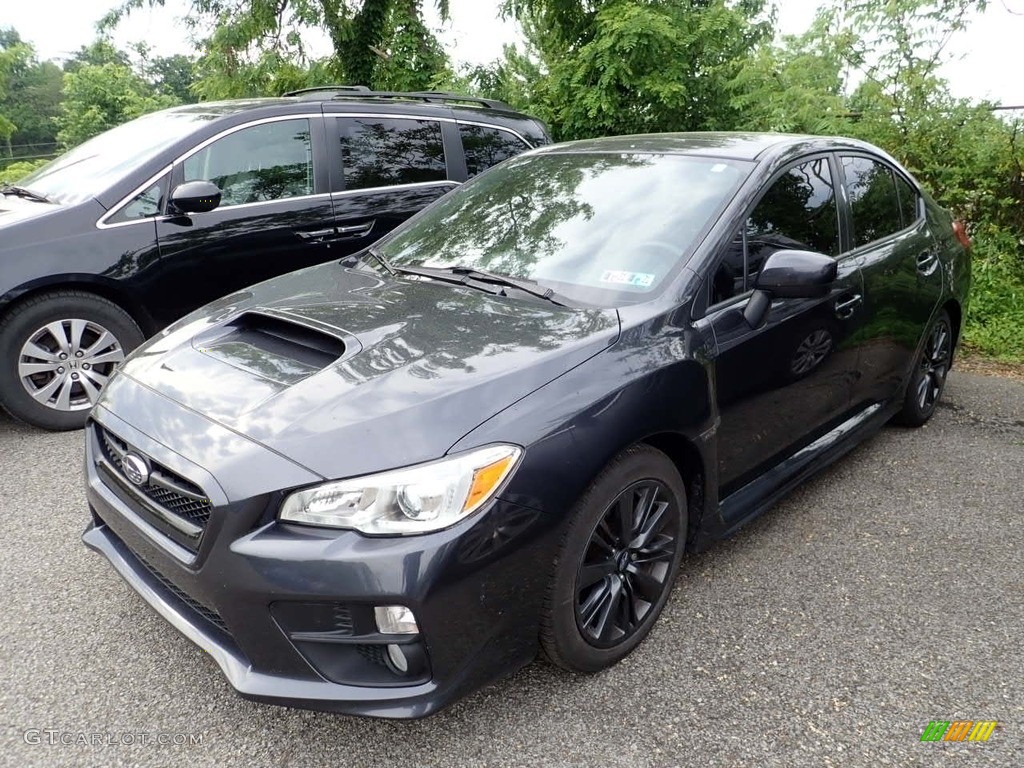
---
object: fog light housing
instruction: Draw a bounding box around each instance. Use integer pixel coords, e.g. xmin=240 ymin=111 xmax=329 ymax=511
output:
xmin=386 ymin=643 xmax=409 ymax=673
xmin=374 ymin=605 xmax=419 ymax=635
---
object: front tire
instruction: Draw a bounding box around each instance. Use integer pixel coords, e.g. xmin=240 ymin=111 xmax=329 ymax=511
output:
xmin=0 ymin=291 xmax=143 ymax=430
xmin=540 ymin=445 xmax=687 ymax=672
xmin=893 ymin=309 xmax=952 ymax=428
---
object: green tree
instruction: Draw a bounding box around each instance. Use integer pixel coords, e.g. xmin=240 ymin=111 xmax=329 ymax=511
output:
xmin=490 ymin=0 xmax=773 ymax=141
xmin=102 ymin=0 xmax=452 ymax=97
xmin=0 ymin=30 xmax=63 ymax=163
xmin=56 ymin=46 xmax=179 ymax=148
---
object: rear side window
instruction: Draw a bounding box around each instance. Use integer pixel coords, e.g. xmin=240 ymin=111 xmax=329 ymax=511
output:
xmin=338 ymin=118 xmax=446 ymax=190
xmin=895 ymin=174 xmax=920 ymax=227
xmin=458 ymin=124 xmax=530 ymax=178
xmin=842 ymin=156 xmax=904 ymax=247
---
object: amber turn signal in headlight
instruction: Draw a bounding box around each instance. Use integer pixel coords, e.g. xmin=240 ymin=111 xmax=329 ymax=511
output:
xmin=278 ymin=445 xmax=522 ymax=535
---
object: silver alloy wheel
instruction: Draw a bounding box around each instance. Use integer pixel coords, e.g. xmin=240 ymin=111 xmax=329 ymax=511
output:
xmin=790 ymin=328 xmax=833 ymax=376
xmin=17 ymin=319 xmax=125 ymax=412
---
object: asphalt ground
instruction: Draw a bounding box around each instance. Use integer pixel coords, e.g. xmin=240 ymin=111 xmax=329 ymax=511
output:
xmin=1 ymin=371 xmax=1022 ymax=767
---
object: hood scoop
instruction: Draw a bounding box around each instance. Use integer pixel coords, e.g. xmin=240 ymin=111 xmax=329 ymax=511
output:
xmin=192 ymin=311 xmax=352 ymax=386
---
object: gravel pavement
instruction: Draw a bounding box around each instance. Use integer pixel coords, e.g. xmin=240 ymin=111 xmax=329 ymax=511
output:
xmin=1 ymin=371 xmax=1022 ymax=767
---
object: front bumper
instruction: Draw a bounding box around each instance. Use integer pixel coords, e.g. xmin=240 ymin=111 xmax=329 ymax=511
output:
xmin=82 ymin=405 xmax=555 ymax=719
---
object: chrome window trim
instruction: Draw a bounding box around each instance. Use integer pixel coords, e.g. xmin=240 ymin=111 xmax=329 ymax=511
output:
xmin=454 ymin=119 xmax=534 ymax=149
xmin=331 ymin=180 xmax=459 ymax=198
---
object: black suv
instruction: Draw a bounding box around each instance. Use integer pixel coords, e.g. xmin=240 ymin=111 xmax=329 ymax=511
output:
xmin=0 ymin=87 xmax=549 ymax=430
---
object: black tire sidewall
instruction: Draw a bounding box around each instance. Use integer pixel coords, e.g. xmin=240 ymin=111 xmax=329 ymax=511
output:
xmin=541 ymin=446 xmax=687 ymax=673
xmin=896 ymin=309 xmax=952 ymax=428
xmin=0 ymin=293 xmax=143 ymax=430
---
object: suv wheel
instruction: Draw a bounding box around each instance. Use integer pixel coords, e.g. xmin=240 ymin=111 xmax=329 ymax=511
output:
xmin=0 ymin=291 xmax=143 ymax=430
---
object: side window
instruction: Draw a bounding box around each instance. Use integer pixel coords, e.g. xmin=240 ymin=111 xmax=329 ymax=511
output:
xmin=842 ymin=156 xmax=904 ymax=247
xmin=108 ymin=178 xmax=166 ymax=224
xmin=338 ymin=118 xmax=446 ymax=190
xmin=894 ymin=174 xmax=920 ymax=227
xmin=711 ymin=157 xmax=839 ymax=306
xmin=458 ymin=124 xmax=529 ymax=178
xmin=183 ymin=119 xmax=313 ymax=207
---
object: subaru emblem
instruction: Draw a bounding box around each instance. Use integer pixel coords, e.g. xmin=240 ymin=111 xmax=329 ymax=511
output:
xmin=122 ymin=453 xmax=150 ymax=486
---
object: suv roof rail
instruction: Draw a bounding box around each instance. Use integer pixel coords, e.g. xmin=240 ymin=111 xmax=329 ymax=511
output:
xmin=282 ymin=85 xmax=511 ymax=111
xmin=283 ymin=85 xmax=372 ymax=98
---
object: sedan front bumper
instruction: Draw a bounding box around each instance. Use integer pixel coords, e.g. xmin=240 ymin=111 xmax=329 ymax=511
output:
xmin=82 ymin=403 xmax=557 ymax=719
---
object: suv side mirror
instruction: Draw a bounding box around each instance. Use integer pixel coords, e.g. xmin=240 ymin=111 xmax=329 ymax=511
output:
xmin=743 ymin=249 xmax=837 ymax=328
xmin=169 ymin=181 xmax=222 ymax=214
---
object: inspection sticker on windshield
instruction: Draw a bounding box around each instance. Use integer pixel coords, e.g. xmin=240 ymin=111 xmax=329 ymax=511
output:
xmin=600 ymin=270 xmax=656 ymax=288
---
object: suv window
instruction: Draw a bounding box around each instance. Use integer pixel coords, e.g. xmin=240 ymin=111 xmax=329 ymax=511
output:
xmin=711 ymin=157 xmax=839 ymax=306
xmin=108 ymin=178 xmax=166 ymax=224
xmin=338 ymin=117 xmax=446 ymax=190
xmin=458 ymin=124 xmax=530 ymax=178
xmin=842 ymin=156 xmax=903 ymax=247
xmin=183 ymin=119 xmax=313 ymax=207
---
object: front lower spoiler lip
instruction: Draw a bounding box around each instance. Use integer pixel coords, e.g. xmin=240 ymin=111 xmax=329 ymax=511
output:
xmin=82 ymin=522 xmax=446 ymax=719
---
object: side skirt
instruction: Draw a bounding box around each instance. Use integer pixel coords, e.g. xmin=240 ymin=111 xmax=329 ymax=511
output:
xmin=714 ymin=401 xmax=897 ymax=542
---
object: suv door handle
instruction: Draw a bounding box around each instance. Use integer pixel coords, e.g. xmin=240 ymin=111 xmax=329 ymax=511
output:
xmin=297 ymin=228 xmax=337 ymax=242
xmin=336 ymin=221 xmax=375 ymax=239
xmin=834 ymin=293 xmax=863 ymax=319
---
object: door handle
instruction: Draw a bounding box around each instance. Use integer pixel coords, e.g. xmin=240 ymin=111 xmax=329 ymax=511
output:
xmin=916 ymin=250 xmax=938 ymax=273
xmin=834 ymin=293 xmax=863 ymax=319
xmin=336 ymin=221 xmax=375 ymax=239
xmin=297 ymin=228 xmax=337 ymax=242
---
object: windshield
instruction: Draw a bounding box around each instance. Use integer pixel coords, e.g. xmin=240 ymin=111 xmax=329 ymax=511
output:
xmin=19 ymin=109 xmax=217 ymax=206
xmin=378 ymin=151 xmax=750 ymax=307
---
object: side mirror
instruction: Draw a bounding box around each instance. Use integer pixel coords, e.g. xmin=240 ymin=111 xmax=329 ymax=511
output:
xmin=169 ymin=181 xmax=222 ymax=214
xmin=743 ymin=249 xmax=837 ymax=328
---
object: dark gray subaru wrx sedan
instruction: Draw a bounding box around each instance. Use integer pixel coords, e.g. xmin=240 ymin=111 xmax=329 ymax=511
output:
xmin=83 ymin=133 xmax=970 ymax=718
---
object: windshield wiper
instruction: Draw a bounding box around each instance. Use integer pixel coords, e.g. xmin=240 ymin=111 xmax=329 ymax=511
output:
xmin=391 ymin=264 xmax=504 ymax=296
xmin=445 ymin=266 xmax=570 ymax=307
xmin=0 ymin=184 xmax=51 ymax=203
xmin=364 ymin=245 xmax=396 ymax=275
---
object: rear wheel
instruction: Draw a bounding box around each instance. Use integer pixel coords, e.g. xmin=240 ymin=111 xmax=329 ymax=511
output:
xmin=0 ymin=291 xmax=143 ymax=430
xmin=893 ymin=309 xmax=952 ymax=428
xmin=540 ymin=445 xmax=686 ymax=672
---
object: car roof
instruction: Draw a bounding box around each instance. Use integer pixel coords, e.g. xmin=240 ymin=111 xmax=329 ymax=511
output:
xmin=536 ymin=132 xmax=882 ymax=162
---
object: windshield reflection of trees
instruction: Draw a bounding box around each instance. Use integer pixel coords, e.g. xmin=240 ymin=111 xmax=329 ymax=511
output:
xmin=381 ymin=155 xmax=652 ymax=279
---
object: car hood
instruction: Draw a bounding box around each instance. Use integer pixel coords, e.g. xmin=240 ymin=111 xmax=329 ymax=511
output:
xmin=0 ymin=195 xmax=62 ymax=227
xmin=109 ymin=261 xmax=620 ymax=479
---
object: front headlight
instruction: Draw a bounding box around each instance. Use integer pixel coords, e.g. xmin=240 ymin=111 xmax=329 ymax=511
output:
xmin=278 ymin=444 xmax=522 ymax=535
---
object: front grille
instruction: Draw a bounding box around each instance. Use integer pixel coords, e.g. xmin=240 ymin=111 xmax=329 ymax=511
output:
xmin=134 ymin=551 xmax=230 ymax=636
xmin=96 ymin=426 xmax=213 ymax=547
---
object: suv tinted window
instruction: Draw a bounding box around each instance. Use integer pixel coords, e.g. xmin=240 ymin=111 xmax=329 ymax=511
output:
xmin=184 ymin=119 xmax=313 ymax=207
xmin=842 ymin=156 xmax=903 ymax=247
xmin=458 ymin=124 xmax=530 ymax=177
xmin=712 ymin=157 xmax=839 ymax=305
xmin=338 ymin=117 xmax=446 ymax=190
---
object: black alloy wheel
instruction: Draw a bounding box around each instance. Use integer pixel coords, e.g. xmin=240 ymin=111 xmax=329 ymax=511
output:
xmin=541 ymin=445 xmax=686 ymax=672
xmin=575 ymin=480 xmax=679 ymax=648
xmin=894 ymin=309 xmax=953 ymax=427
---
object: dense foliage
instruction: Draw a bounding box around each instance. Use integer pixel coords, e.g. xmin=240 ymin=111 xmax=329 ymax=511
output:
xmin=0 ymin=0 xmax=1020 ymax=359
